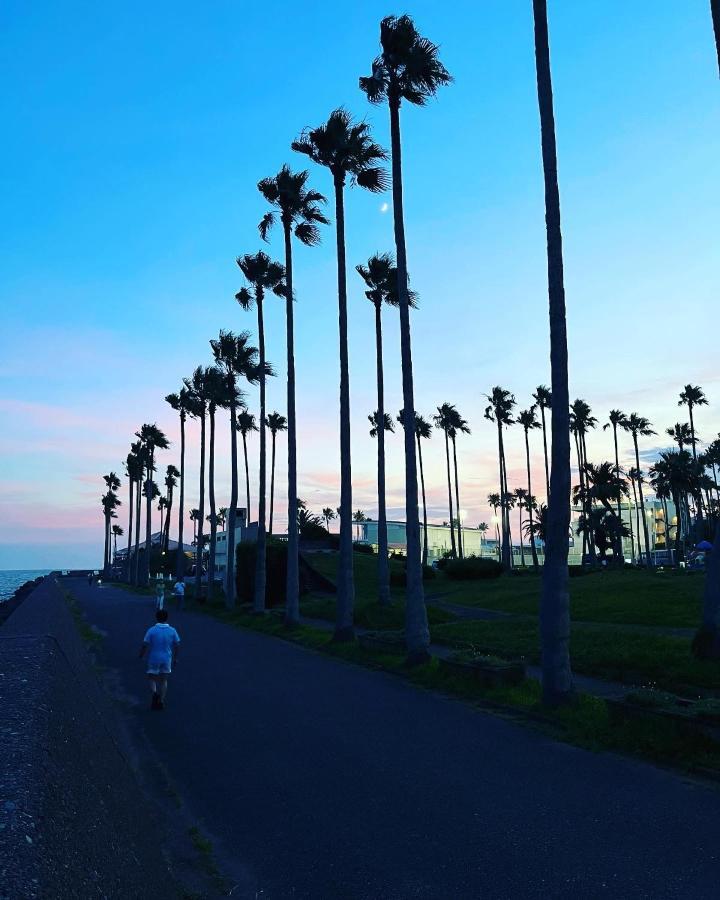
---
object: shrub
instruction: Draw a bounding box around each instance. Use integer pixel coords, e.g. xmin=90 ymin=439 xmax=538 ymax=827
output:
xmin=444 ymin=556 xmax=503 ymax=581
xmin=568 ymin=566 xmax=593 ymax=578
xmin=422 ymin=565 xmax=436 ymax=581
xmin=236 ymin=540 xmax=304 ymax=607
xmin=390 ymin=569 xmax=406 ymax=588
xmin=354 ymin=543 xmax=375 ymax=555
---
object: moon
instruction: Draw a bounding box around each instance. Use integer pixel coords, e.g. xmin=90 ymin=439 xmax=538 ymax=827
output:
xmin=380 ymin=202 xmax=389 ymax=213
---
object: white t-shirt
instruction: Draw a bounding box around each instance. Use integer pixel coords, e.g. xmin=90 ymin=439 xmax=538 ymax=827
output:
xmin=173 ymin=582 xmax=185 ymax=597
xmin=144 ymin=623 xmax=180 ymax=669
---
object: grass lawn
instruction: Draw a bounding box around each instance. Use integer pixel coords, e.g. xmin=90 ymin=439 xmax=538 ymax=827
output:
xmin=303 ymin=552 xmax=703 ymax=629
xmin=431 ymin=618 xmax=720 ymax=695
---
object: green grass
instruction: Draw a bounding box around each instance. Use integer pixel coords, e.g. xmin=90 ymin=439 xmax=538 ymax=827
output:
xmin=304 ymin=553 xmax=703 ymax=629
xmin=64 ymin=591 xmax=103 ymax=647
xmin=431 ymin=618 xmax=720 ymax=694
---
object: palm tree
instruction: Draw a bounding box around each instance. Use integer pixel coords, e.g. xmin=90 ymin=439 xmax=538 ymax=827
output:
xmin=448 ymin=409 xmax=470 ymax=559
xmin=678 ymin=384 xmax=708 ymax=461
xmin=203 ymin=367 xmax=229 ymax=595
xmin=157 ymin=496 xmax=168 ymax=548
xmin=353 ymin=510 xmax=368 ymax=542
xmin=514 ymin=488 xmax=528 ymax=565
xmin=533 ymin=385 xmax=552 ymax=499
xmin=210 ymin=329 xmax=256 ymax=608
xmin=518 ymin=406 xmax=541 ymax=569
xmin=258 ymin=164 xmax=329 ymax=628
xmin=570 ymin=399 xmax=597 ymax=563
xmin=184 ymin=367 xmax=212 ymax=602
xmin=532 ymin=0 xmax=573 ymax=704
xmin=627 ymin=466 xmax=642 ymax=563
xmin=487 ymin=493 xmax=502 ymax=557
xmin=111 ymin=523 xmax=123 ymax=563
xmin=358 ymin=252 xmax=414 ymax=606
xmin=477 ymin=522 xmax=488 ymax=554
xmin=322 ymin=507 xmax=336 ymax=532
xmin=189 ymin=508 xmax=199 ymax=551
xmin=650 ymin=450 xmax=694 ymax=565
xmin=236 ymin=410 xmax=258 ymax=524
xmin=124 ymin=443 xmax=143 ymax=582
xmin=398 ymin=410 xmax=432 ymax=566
xmin=434 ymin=404 xmax=458 ymax=558
xmin=165 ymin=387 xmax=191 ymax=581
xmin=293 ymin=108 xmax=388 ymax=642
xmin=131 ymin=442 xmax=148 ymax=585
xmin=360 ymin=14 xmax=451 ymax=662
xmin=161 ymin=464 xmax=179 ymax=553
xmin=236 ymin=251 xmax=284 ymax=614
xmin=264 ymin=412 xmax=287 ymax=538
xmin=102 ymin=472 xmax=121 ymax=574
xmin=621 ymin=413 xmax=657 ymax=568
xmin=603 ymin=409 xmax=627 ymax=556
xmin=218 ymin=507 xmax=228 ymax=530
xmin=135 ymin=424 xmax=170 ymax=585
xmin=667 ymin=422 xmax=692 ymax=452
xmin=484 ymin=388 xmax=516 ymax=568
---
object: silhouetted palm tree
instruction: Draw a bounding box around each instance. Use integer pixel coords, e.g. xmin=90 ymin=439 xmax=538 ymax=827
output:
xmin=160 ymin=464 xmax=179 ymax=553
xmin=651 ymin=450 xmax=694 ymax=564
xmin=532 ymin=0 xmax=573 ymax=704
xmin=570 ymin=399 xmax=597 ymax=563
xmin=236 ymin=409 xmax=258 ymax=522
xmin=678 ymin=384 xmax=708 ymax=461
xmin=360 ymin=14 xmax=451 ymax=661
xmin=434 ymin=404 xmax=458 ymax=558
xmin=165 ymin=387 xmax=191 ymax=581
xmin=157 ymin=497 xmax=168 ymax=548
xmin=603 ymin=409 xmax=627 ymax=555
xmin=514 ymin=488 xmax=529 ymax=565
xmin=487 ymin=492 xmax=502 ymax=556
xmin=204 ymin=367 xmax=229 ymax=593
xmin=398 ymin=409 xmax=432 ymax=565
xmin=111 ymin=524 xmax=123 ymax=562
xmin=135 ymin=424 xmax=170 ymax=586
xmin=184 ymin=368 xmax=212 ymax=601
xmin=124 ymin=442 xmax=143 ymax=582
xmin=236 ymin=251 xmax=284 ymax=613
xmin=322 ymin=507 xmax=336 ymax=532
xmin=533 ymin=385 xmax=552 ymax=499
xmin=210 ymin=329 xmax=257 ymax=608
xmin=293 ymin=108 xmax=388 ymax=640
xmin=518 ymin=406 xmax=541 ymax=569
xmin=484 ymin=388 xmax=516 ymax=567
xmin=358 ymin=252 xmax=414 ymax=605
xmin=102 ymin=472 xmax=121 ymax=574
xmin=264 ymin=412 xmax=287 ymax=538
xmin=353 ymin=509 xmax=368 ymax=542
xmin=622 ymin=413 xmax=657 ymax=568
xmin=258 ymin=164 xmax=328 ymax=627
xmin=448 ymin=409 xmax=470 ymax=559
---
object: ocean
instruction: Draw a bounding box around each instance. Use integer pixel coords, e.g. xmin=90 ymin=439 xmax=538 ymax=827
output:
xmin=0 ymin=570 xmax=51 ymax=602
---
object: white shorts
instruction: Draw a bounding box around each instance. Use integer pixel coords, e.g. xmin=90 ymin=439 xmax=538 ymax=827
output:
xmin=147 ymin=662 xmax=172 ymax=675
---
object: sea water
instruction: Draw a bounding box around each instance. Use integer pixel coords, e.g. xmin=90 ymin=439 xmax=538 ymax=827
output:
xmin=0 ymin=570 xmax=51 ymax=602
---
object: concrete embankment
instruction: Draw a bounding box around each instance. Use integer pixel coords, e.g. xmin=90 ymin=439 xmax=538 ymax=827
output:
xmin=0 ymin=577 xmax=177 ymax=900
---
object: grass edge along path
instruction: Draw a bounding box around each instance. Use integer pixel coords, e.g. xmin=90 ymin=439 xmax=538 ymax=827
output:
xmin=189 ymin=597 xmax=720 ymax=783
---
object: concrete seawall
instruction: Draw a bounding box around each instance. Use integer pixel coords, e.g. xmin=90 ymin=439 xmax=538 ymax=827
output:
xmin=0 ymin=577 xmax=177 ymax=899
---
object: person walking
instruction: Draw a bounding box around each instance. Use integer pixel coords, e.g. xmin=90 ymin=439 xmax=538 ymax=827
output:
xmin=139 ymin=609 xmax=180 ymax=710
xmin=172 ymin=577 xmax=185 ymax=610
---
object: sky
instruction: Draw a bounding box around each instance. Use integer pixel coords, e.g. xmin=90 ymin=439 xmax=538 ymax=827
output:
xmin=1 ymin=1 xmax=719 ymax=569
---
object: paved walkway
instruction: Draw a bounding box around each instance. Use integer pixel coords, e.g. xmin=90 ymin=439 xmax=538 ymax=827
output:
xmin=71 ymin=579 xmax=720 ymax=899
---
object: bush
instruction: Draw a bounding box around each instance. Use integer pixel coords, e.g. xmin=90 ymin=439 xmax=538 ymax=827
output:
xmin=569 ymin=566 xmax=593 ymax=578
xmin=444 ymin=556 xmax=503 ymax=581
xmin=354 ymin=543 xmax=375 ymax=555
xmin=390 ymin=569 xmax=406 ymax=588
xmin=422 ymin=565 xmax=436 ymax=581
xmin=236 ymin=541 xmax=302 ymax=607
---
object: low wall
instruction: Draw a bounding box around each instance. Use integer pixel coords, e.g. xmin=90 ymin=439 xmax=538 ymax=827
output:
xmin=0 ymin=578 xmax=177 ymax=899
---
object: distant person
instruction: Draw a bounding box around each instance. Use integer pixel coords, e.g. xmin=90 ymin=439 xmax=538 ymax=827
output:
xmin=172 ymin=577 xmax=185 ymax=610
xmin=87 ymin=573 xmax=93 ymax=587
xmin=155 ymin=577 xmax=165 ymax=611
xmin=139 ymin=609 xmax=180 ymax=711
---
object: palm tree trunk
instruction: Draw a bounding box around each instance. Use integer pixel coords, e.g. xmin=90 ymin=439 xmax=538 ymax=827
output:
xmin=612 ymin=423 xmax=624 ymax=562
xmin=208 ymin=405 xmax=217 ymax=597
xmin=143 ymin=452 xmax=153 ymax=586
xmin=533 ymin=0 xmax=573 ymax=704
xmin=540 ymin=404 xmax=550 ymax=499
xmin=689 ymin=404 xmax=697 ymax=461
xmin=176 ymin=411 xmax=186 ymax=581
xmin=163 ymin=488 xmax=173 ymax=555
xmin=196 ymin=413 xmax=206 ymax=601
xmin=125 ymin=477 xmax=133 ymax=582
xmin=333 ymin=175 xmax=354 ymax=640
xmin=631 ymin=476 xmax=641 ymax=562
xmin=581 ymin=433 xmax=596 ymax=564
xmin=242 ymin=432 xmax=251 ymax=523
xmin=443 ymin=429 xmax=457 ymax=557
xmin=269 ymin=431 xmax=276 ymax=538
xmin=525 ymin=429 xmax=540 ymax=569
xmin=388 ymin=95 xmax=428 ymax=660
xmin=103 ymin=514 xmax=110 ymax=574
xmin=283 ymin=224 xmax=300 ymax=627
xmin=713 ymin=0 xmax=720 ymax=73
xmin=226 ymin=393 xmax=238 ymax=608
xmin=574 ymin=431 xmax=587 ymax=560
xmin=452 ymin=434 xmax=463 ymax=559
xmin=254 ymin=298 xmax=268 ymax=614
xmin=633 ymin=434 xmax=654 ymax=568
xmin=497 ymin=423 xmax=511 ymax=567
xmin=417 ymin=433 xmax=429 ymax=567
xmin=133 ymin=477 xmax=141 ymax=585
xmin=672 ymin=488 xmax=683 ymax=563
xmin=374 ymin=301 xmax=391 ymax=606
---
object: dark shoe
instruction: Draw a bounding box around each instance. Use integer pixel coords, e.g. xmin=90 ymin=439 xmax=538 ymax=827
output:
xmin=151 ymin=694 xmax=160 ymax=710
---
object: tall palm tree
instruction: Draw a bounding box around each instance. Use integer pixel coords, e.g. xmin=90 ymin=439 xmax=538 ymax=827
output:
xmin=484 ymin=388 xmax=516 ymax=568
xmin=448 ymin=409 xmax=470 ymax=559
xmin=360 ymin=14 xmax=451 ymax=662
xmin=217 ymin=507 xmax=228 ymax=530
xmin=124 ymin=442 xmax=143 ymax=582
xmin=258 ymin=164 xmax=328 ymax=628
xmin=570 ymin=399 xmax=597 ymax=563
xmin=477 ymin=522 xmax=489 ymax=554
xmin=157 ymin=496 xmax=168 ymax=548
xmin=532 ymin=0 xmax=573 ymax=704
xmin=161 ymin=464 xmax=179 ymax=554
xmin=102 ymin=472 xmax=121 ymax=574
xmin=603 ymin=409 xmax=627 ymax=552
xmin=650 ymin=450 xmax=694 ymax=565
xmin=210 ymin=329 xmax=256 ymax=608
xmin=264 ymin=412 xmax=287 ymax=539
xmin=293 ymin=108 xmax=388 ymax=641
xmin=236 ymin=410 xmax=258 ymax=524
xmin=678 ymin=384 xmax=708 ymax=461
xmin=353 ymin=510 xmax=368 ymax=543
xmin=533 ymin=385 xmax=552 ymax=499
xmin=514 ymin=488 xmax=528 ymax=565
xmin=518 ymin=406 xmax=541 ymax=569
xmin=184 ymin=367 xmax=212 ymax=602
xmin=204 ymin=367 xmax=229 ymax=594
xmin=111 ymin=524 xmax=123 ymax=563
xmin=487 ymin=492 xmax=502 ymax=557
xmin=667 ymin=422 xmax=693 ymax=452
xmin=131 ymin=442 xmax=148 ymax=585
xmin=398 ymin=410 xmax=432 ymax=566
xmin=627 ymin=466 xmax=642 ymax=563
xmin=621 ymin=413 xmax=657 ymax=568
xmin=434 ymin=404 xmax=458 ymax=558
xmin=236 ymin=251 xmax=284 ymax=614
xmin=135 ymin=424 xmax=170 ymax=585
xmin=322 ymin=507 xmax=336 ymax=532
xmin=165 ymin=387 xmax=191 ymax=581
xmin=358 ymin=252 xmax=415 ymax=605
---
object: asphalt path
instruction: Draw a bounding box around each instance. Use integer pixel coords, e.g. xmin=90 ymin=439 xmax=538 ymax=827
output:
xmin=71 ymin=578 xmax=720 ymax=899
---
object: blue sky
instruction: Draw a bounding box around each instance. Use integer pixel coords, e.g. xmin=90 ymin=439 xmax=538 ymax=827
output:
xmin=1 ymin=1 xmax=718 ymax=567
